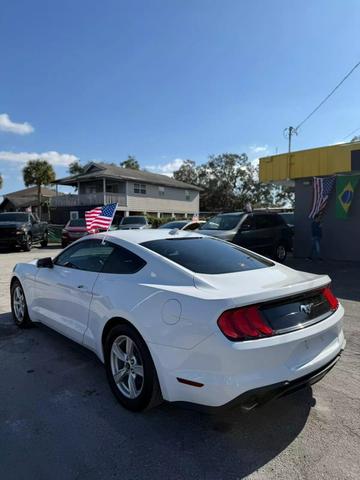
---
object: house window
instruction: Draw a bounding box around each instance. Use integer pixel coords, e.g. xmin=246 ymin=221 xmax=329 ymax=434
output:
xmin=134 ymin=183 xmax=146 ymax=195
xmin=158 ymin=186 xmax=165 ymax=197
xmin=185 ymin=190 xmax=190 ymax=201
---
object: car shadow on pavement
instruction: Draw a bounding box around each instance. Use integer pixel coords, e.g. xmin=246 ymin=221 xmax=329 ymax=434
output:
xmin=0 ymin=312 xmax=314 ymax=480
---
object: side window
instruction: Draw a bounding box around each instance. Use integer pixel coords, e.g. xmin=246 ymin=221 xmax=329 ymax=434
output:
xmin=240 ymin=215 xmax=255 ymax=230
xmin=184 ymin=222 xmax=200 ymax=231
xmin=273 ymin=214 xmax=286 ymax=226
xmin=54 ymin=240 xmax=114 ymax=272
xmin=102 ymin=245 xmax=146 ymax=274
xmin=255 ymin=215 xmax=273 ymax=229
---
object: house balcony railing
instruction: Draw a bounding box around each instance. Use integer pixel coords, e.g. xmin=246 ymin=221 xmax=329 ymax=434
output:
xmin=50 ymin=192 xmax=127 ymax=208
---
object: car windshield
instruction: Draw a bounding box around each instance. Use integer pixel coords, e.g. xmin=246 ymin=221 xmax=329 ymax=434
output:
xmin=159 ymin=221 xmax=187 ymax=229
xmin=68 ymin=219 xmax=86 ymax=227
xmin=199 ymin=214 xmax=244 ymax=231
xmin=141 ymin=237 xmax=272 ymax=274
xmin=121 ymin=216 xmax=146 ymax=225
xmin=0 ymin=213 xmax=29 ymax=222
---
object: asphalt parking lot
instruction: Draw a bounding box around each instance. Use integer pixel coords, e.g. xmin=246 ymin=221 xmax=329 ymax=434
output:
xmin=0 ymin=246 xmax=359 ymax=480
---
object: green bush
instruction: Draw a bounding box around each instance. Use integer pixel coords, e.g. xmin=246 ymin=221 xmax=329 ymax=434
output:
xmin=147 ymin=216 xmax=174 ymax=228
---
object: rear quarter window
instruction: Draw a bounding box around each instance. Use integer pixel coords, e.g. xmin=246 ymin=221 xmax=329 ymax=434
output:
xmin=141 ymin=237 xmax=272 ymax=274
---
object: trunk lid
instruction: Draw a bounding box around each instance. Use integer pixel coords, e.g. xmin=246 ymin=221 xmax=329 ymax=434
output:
xmin=194 ymin=263 xmax=331 ymax=307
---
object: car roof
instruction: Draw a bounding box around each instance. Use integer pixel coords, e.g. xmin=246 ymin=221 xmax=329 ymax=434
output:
xmin=97 ymin=228 xmax=205 ymax=244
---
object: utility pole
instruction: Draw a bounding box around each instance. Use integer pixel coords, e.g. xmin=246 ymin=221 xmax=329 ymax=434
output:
xmin=284 ymin=126 xmax=297 ymax=154
xmin=283 ymin=126 xmax=297 ymax=179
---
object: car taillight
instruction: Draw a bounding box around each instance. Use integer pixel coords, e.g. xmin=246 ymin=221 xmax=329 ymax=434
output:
xmin=217 ymin=305 xmax=273 ymax=341
xmin=322 ymin=286 xmax=339 ymax=310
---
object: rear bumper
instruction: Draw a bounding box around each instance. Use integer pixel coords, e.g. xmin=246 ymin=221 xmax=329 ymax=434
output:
xmin=176 ymin=352 xmax=342 ymax=413
xmin=225 ymin=351 xmax=341 ymax=411
xmin=150 ymin=305 xmax=345 ymax=408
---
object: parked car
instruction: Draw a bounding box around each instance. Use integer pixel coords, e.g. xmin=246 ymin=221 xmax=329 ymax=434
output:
xmin=159 ymin=220 xmax=205 ymax=231
xmin=117 ymin=215 xmax=150 ymax=230
xmin=0 ymin=212 xmax=48 ymax=251
xmin=199 ymin=211 xmax=293 ymax=262
xmin=61 ymin=218 xmax=99 ymax=248
xmin=11 ymin=229 xmax=345 ymax=412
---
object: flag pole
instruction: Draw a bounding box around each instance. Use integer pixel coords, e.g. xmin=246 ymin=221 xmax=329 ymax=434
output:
xmin=102 ymin=203 xmax=118 ymax=245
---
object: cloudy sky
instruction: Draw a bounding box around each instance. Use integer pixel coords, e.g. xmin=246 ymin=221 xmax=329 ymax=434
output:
xmin=1 ymin=0 xmax=360 ymax=193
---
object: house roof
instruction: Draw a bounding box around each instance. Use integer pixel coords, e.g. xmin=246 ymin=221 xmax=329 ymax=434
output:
xmin=53 ymin=162 xmax=202 ymax=191
xmin=0 ymin=186 xmax=59 ymax=208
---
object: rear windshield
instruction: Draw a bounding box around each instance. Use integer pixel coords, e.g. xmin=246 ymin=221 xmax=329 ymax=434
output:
xmin=199 ymin=214 xmax=244 ymax=231
xmin=69 ymin=219 xmax=86 ymax=227
xmin=121 ymin=216 xmax=146 ymax=225
xmin=141 ymin=237 xmax=272 ymax=274
xmin=0 ymin=213 xmax=29 ymax=222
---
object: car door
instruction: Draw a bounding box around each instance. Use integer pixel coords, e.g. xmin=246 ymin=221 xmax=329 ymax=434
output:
xmin=232 ymin=214 xmax=258 ymax=251
xmin=83 ymin=242 xmax=147 ymax=351
xmin=252 ymin=214 xmax=276 ymax=254
xmin=33 ymin=239 xmax=115 ymax=343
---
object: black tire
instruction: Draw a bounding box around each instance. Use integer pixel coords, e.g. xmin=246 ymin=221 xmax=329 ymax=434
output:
xmin=11 ymin=279 xmax=32 ymax=328
xmin=23 ymin=234 xmax=32 ymax=252
xmin=41 ymin=231 xmax=48 ymax=248
xmin=274 ymin=242 xmax=287 ymax=263
xmin=61 ymin=241 xmax=68 ymax=249
xmin=104 ymin=323 xmax=162 ymax=412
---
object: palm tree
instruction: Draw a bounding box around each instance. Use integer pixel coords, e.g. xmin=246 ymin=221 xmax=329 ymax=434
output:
xmin=23 ymin=159 xmax=55 ymax=218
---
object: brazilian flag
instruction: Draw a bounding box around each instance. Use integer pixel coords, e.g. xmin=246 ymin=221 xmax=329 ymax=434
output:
xmin=336 ymin=175 xmax=360 ymax=219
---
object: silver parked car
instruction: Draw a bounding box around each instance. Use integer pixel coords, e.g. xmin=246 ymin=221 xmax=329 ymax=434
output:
xmin=117 ymin=216 xmax=151 ymax=230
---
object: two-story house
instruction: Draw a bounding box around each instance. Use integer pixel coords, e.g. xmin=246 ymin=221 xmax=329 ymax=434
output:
xmin=50 ymin=162 xmax=201 ymax=224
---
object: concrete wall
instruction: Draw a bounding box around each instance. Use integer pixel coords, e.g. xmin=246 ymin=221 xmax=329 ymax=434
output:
xmin=294 ymin=178 xmax=360 ymax=261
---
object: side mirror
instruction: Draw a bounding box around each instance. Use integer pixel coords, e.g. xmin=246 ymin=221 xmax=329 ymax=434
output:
xmin=37 ymin=257 xmax=53 ymax=268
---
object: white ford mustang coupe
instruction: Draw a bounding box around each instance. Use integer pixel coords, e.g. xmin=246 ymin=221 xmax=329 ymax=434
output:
xmin=11 ymin=229 xmax=345 ymax=412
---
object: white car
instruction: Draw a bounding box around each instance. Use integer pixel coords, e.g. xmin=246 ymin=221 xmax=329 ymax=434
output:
xmin=11 ymin=230 xmax=345 ymax=412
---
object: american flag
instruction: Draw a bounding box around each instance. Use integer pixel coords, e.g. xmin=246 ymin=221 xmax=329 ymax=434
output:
xmin=85 ymin=203 xmax=117 ymax=231
xmin=309 ymin=176 xmax=335 ymax=219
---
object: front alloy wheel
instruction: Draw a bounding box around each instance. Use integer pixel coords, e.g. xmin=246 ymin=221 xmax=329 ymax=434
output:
xmin=105 ymin=324 xmax=162 ymax=411
xmin=23 ymin=234 xmax=32 ymax=252
xmin=11 ymin=280 xmax=32 ymax=327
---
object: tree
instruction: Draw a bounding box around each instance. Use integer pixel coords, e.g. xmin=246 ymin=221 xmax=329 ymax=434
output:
xmin=120 ymin=155 xmax=140 ymax=170
xmin=0 ymin=174 xmax=3 ymax=190
xmin=173 ymin=153 xmax=295 ymax=211
xmin=351 ymin=135 xmax=360 ymax=143
xmin=68 ymin=161 xmax=85 ymax=175
xmin=23 ymin=159 xmax=55 ymax=217
xmin=173 ymin=160 xmax=199 ymax=185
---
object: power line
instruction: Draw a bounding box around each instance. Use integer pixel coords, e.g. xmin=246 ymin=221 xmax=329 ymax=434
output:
xmin=343 ymin=126 xmax=360 ymax=140
xmin=295 ymin=59 xmax=360 ymax=131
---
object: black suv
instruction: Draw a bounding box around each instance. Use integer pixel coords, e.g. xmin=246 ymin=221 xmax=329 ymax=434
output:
xmin=0 ymin=212 xmax=48 ymax=251
xmin=198 ymin=211 xmax=293 ymax=262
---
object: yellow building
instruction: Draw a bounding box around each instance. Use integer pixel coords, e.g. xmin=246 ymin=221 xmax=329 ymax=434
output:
xmin=259 ymin=142 xmax=360 ymax=261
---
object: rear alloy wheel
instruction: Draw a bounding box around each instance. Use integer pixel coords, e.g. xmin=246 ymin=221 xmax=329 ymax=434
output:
xmin=105 ymin=324 xmax=162 ymax=411
xmin=11 ymin=280 xmax=32 ymax=328
xmin=41 ymin=232 xmax=48 ymax=248
xmin=23 ymin=234 xmax=32 ymax=252
xmin=274 ymin=243 xmax=287 ymax=263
